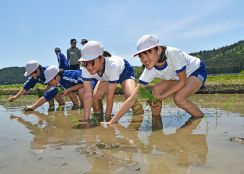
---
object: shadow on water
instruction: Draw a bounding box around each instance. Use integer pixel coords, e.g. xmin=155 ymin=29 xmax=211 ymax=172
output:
xmin=0 ymin=95 xmax=244 ymax=174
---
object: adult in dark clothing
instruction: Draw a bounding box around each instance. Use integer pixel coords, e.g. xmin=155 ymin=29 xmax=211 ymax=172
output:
xmin=54 ymin=47 xmax=69 ymax=70
xmin=67 ymin=39 xmax=81 ymax=70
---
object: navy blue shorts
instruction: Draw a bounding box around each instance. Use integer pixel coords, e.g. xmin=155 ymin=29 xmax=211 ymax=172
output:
xmin=189 ymin=61 xmax=207 ymax=89
xmin=118 ymin=60 xmax=135 ymax=84
xmin=91 ymin=79 xmax=98 ymax=89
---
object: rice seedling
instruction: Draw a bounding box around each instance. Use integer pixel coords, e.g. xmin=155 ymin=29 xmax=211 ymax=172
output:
xmin=36 ymin=88 xmax=44 ymax=98
xmin=138 ymin=87 xmax=155 ymax=101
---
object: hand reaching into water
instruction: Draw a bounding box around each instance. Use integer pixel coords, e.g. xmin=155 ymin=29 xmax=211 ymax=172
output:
xmin=10 ymin=115 xmax=20 ymax=120
xmin=24 ymin=105 xmax=34 ymax=111
xmin=8 ymin=95 xmax=17 ymax=102
xmin=100 ymin=121 xmax=113 ymax=125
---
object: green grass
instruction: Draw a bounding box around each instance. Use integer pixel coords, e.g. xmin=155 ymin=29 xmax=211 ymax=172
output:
xmin=0 ymin=84 xmax=46 ymax=89
xmin=0 ymin=84 xmax=23 ymax=89
xmin=148 ymin=74 xmax=244 ymax=86
xmin=138 ymin=87 xmax=155 ymax=101
xmin=206 ymin=73 xmax=244 ymax=85
xmin=0 ymin=73 xmax=244 ymax=90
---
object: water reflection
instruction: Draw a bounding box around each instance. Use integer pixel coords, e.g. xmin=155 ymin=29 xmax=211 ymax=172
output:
xmin=10 ymin=110 xmax=208 ymax=174
xmin=10 ymin=111 xmax=88 ymax=151
xmin=110 ymin=116 xmax=207 ymax=173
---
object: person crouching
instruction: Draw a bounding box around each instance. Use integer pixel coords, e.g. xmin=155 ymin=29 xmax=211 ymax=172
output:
xmin=24 ymin=66 xmax=84 ymax=111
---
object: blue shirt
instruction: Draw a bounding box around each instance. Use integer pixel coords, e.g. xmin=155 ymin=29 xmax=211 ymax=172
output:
xmin=43 ymin=70 xmax=83 ymax=101
xmin=57 ymin=52 xmax=70 ymax=70
xmin=23 ymin=66 xmax=48 ymax=91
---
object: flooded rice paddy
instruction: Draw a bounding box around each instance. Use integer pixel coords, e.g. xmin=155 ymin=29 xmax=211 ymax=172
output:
xmin=0 ymin=94 xmax=244 ymax=174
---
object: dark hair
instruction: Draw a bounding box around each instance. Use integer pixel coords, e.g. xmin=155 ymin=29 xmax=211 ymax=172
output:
xmin=37 ymin=65 xmax=42 ymax=70
xmin=57 ymin=68 xmax=64 ymax=77
xmin=158 ymin=46 xmax=167 ymax=63
xmin=70 ymin=38 xmax=77 ymax=44
xmin=141 ymin=64 xmax=145 ymax=70
xmin=103 ymin=51 xmax=111 ymax=57
xmin=54 ymin=47 xmax=61 ymax=53
xmin=81 ymin=39 xmax=88 ymax=45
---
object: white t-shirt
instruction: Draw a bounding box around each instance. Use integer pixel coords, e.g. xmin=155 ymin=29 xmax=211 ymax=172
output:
xmin=82 ymin=55 xmax=125 ymax=83
xmin=139 ymin=46 xmax=201 ymax=85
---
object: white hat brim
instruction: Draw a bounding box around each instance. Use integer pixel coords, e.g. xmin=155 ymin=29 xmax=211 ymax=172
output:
xmin=24 ymin=70 xmax=35 ymax=77
xmin=44 ymin=79 xmax=51 ymax=84
xmin=44 ymin=72 xmax=58 ymax=84
xmin=133 ymin=44 xmax=159 ymax=57
xmin=78 ymin=56 xmax=97 ymax=62
xmin=24 ymin=71 xmax=29 ymax=77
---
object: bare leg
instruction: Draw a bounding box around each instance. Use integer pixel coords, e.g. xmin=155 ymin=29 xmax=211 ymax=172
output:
xmin=151 ymin=78 xmax=203 ymax=117
xmin=150 ymin=80 xmax=182 ymax=116
xmin=147 ymin=99 xmax=162 ymax=116
xmin=68 ymin=92 xmax=80 ymax=110
xmin=121 ymin=79 xmax=136 ymax=98
xmin=121 ymin=79 xmax=144 ymax=115
xmin=151 ymin=80 xmax=178 ymax=97
xmin=149 ymin=80 xmax=174 ymax=116
xmin=173 ymin=76 xmax=204 ymax=117
xmin=48 ymin=99 xmax=55 ymax=108
xmin=152 ymin=114 xmax=163 ymax=131
xmin=54 ymin=92 xmax=65 ymax=105
xmin=77 ymin=88 xmax=85 ymax=108
xmin=93 ymin=81 xmax=107 ymax=114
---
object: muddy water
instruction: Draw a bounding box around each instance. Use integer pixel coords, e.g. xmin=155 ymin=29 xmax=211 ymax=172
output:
xmin=0 ymin=94 xmax=244 ymax=174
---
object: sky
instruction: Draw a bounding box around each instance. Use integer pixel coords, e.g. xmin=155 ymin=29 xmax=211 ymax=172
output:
xmin=0 ymin=0 xmax=244 ymax=68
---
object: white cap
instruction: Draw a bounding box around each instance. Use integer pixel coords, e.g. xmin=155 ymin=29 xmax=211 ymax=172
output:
xmin=78 ymin=41 xmax=104 ymax=61
xmin=44 ymin=65 xmax=59 ymax=84
xmin=133 ymin=34 xmax=159 ymax=57
xmin=24 ymin=60 xmax=39 ymax=77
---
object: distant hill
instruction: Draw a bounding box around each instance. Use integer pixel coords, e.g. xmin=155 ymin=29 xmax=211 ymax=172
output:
xmin=0 ymin=40 xmax=244 ymax=85
xmin=190 ymin=40 xmax=244 ymax=74
xmin=0 ymin=67 xmax=26 ymax=85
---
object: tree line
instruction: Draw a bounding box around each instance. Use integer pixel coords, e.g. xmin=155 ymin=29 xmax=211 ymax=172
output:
xmin=0 ymin=40 xmax=244 ymax=85
xmin=0 ymin=67 xmax=26 ymax=85
xmin=190 ymin=40 xmax=244 ymax=74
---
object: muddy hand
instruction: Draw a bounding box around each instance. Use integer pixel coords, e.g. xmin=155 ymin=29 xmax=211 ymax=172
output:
xmin=10 ymin=115 xmax=20 ymax=120
xmin=101 ymin=121 xmax=113 ymax=125
xmin=8 ymin=95 xmax=17 ymax=102
xmin=24 ymin=106 xmax=34 ymax=111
